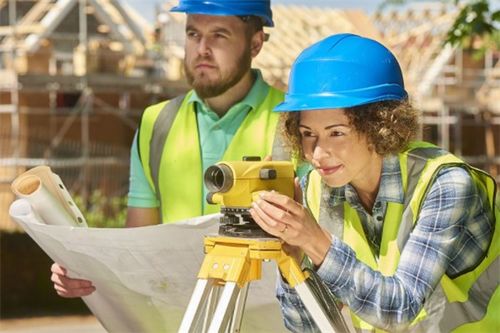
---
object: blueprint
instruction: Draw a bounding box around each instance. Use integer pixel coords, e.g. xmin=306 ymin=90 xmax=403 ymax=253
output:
xmin=9 ymin=167 xmax=287 ymax=332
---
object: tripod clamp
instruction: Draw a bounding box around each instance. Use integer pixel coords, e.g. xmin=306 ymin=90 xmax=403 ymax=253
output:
xmin=199 ymin=236 xmax=305 ymax=287
xmin=179 ymin=235 xmax=348 ymax=333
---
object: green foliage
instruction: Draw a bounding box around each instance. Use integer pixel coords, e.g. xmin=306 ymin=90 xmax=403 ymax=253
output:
xmin=378 ymin=0 xmax=499 ymax=54
xmin=73 ymin=191 xmax=127 ymax=228
xmin=445 ymin=0 xmax=500 ymax=52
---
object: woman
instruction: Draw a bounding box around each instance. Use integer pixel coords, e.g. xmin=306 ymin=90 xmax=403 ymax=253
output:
xmin=249 ymin=33 xmax=498 ymax=332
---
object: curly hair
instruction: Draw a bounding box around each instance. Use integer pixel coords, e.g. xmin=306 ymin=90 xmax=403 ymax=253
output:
xmin=281 ymin=100 xmax=419 ymax=160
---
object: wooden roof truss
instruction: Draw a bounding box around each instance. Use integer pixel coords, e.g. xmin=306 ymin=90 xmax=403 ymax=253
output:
xmin=0 ymin=0 xmax=148 ymax=55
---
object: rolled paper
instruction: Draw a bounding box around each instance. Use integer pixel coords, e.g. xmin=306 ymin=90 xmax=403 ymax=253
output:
xmin=11 ymin=168 xmax=86 ymax=227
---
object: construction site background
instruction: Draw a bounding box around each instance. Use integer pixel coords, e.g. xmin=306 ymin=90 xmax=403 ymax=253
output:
xmin=0 ymin=0 xmax=498 ymax=324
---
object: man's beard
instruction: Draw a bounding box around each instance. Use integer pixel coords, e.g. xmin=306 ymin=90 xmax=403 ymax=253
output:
xmin=184 ymin=48 xmax=252 ymax=99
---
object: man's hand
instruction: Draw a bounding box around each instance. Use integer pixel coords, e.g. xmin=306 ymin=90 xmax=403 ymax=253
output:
xmin=50 ymin=207 xmax=159 ymax=299
xmin=51 ymin=263 xmax=95 ymax=298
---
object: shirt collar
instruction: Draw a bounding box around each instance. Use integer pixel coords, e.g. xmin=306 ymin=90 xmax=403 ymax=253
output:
xmin=327 ymin=154 xmax=404 ymax=207
xmin=187 ymin=69 xmax=269 ymax=113
xmin=375 ymin=154 xmax=404 ymax=204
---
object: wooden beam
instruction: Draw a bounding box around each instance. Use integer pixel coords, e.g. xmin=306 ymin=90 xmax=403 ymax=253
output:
xmin=87 ymin=0 xmax=135 ymax=54
xmin=17 ymin=0 xmax=54 ymax=27
xmin=107 ymin=0 xmax=146 ymax=45
xmin=0 ymin=24 xmax=43 ymax=36
xmin=24 ymin=0 xmax=78 ymax=53
xmin=16 ymin=73 xmax=189 ymax=93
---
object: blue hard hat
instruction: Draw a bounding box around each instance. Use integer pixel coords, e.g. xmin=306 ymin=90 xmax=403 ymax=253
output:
xmin=274 ymin=33 xmax=407 ymax=112
xmin=170 ymin=0 xmax=274 ymax=27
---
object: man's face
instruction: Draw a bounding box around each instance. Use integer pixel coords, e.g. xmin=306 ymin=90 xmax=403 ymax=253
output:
xmin=184 ymin=14 xmax=253 ymax=99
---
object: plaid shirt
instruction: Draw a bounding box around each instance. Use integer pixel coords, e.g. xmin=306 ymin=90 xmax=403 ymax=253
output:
xmin=277 ymin=155 xmax=494 ymax=332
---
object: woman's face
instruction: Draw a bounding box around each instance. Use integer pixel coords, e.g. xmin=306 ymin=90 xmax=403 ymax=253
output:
xmin=299 ymin=109 xmax=379 ymax=188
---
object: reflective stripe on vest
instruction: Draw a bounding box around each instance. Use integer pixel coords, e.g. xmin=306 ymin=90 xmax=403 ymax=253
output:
xmin=147 ymin=94 xmax=185 ymax=219
xmin=305 ymin=142 xmax=499 ymax=332
xmin=138 ymin=87 xmax=285 ymax=223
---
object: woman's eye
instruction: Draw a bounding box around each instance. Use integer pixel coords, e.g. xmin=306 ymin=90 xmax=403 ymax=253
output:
xmin=300 ymin=131 xmax=314 ymax=137
xmin=330 ymin=131 xmax=344 ymax=137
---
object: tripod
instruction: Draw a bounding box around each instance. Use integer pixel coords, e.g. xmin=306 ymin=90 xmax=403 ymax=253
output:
xmin=178 ymin=235 xmax=348 ymax=333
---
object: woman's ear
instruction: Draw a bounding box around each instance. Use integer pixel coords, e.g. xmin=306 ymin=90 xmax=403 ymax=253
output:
xmin=367 ymin=142 xmax=376 ymax=153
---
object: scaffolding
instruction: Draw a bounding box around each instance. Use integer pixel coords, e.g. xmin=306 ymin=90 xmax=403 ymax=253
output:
xmin=0 ymin=0 xmax=189 ymax=230
xmin=156 ymin=2 xmax=499 ymax=182
xmin=375 ymin=3 xmax=499 ymax=181
xmin=2 ymin=1 xmax=498 ymax=229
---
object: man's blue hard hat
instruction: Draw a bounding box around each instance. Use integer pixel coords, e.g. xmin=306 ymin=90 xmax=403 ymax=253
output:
xmin=274 ymin=33 xmax=407 ymax=112
xmin=171 ymin=0 xmax=274 ymax=27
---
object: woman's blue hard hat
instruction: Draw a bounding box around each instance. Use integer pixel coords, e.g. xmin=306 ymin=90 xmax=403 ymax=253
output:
xmin=274 ymin=33 xmax=408 ymax=112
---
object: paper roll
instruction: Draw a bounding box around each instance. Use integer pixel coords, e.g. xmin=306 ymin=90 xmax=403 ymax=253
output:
xmin=11 ymin=167 xmax=87 ymax=227
xmin=12 ymin=174 xmax=79 ymax=227
xmin=8 ymin=198 xmax=39 ymax=222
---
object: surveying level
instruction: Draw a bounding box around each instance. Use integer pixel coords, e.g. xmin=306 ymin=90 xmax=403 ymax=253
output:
xmin=203 ymin=157 xmax=295 ymax=238
xmin=178 ymin=235 xmax=350 ymax=333
xmin=178 ymin=158 xmax=350 ymax=332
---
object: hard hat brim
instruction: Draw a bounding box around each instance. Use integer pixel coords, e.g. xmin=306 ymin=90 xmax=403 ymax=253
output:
xmin=274 ymin=88 xmax=408 ymax=112
xmin=170 ymin=3 xmax=274 ymax=27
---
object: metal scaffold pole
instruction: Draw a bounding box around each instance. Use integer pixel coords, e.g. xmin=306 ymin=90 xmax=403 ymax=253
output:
xmin=79 ymin=0 xmax=90 ymax=204
xmin=8 ymin=0 xmax=20 ymax=180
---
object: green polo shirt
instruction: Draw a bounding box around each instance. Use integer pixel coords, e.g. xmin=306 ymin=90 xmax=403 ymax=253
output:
xmin=128 ymin=69 xmax=270 ymax=209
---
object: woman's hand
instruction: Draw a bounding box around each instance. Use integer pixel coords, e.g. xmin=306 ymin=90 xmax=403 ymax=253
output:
xmin=282 ymin=243 xmax=304 ymax=265
xmin=249 ymin=178 xmax=332 ymax=266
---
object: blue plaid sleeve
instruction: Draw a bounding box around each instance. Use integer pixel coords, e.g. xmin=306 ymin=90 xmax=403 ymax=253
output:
xmin=276 ymin=275 xmax=322 ymax=333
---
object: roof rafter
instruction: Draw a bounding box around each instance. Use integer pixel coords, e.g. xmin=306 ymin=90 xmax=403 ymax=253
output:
xmin=24 ymin=0 xmax=78 ymax=52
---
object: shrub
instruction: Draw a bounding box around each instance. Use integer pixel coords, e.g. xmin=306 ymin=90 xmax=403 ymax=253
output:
xmin=73 ymin=190 xmax=127 ymax=228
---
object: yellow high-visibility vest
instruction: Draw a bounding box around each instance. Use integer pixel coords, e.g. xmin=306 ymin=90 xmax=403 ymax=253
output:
xmin=138 ymin=87 xmax=285 ymax=223
xmin=305 ymin=142 xmax=499 ymax=332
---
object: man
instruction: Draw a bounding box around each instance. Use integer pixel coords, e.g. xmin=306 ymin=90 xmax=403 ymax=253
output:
xmin=51 ymin=0 xmax=286 ymax=297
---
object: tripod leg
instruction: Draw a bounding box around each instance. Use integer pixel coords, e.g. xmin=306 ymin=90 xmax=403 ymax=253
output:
xmin=203 ymin=284 xmax=221 ymax=332
xmin=294 ymin=282 xmax=339 ymax=333
xmin=228 ymin=283 xmax=249 ymax=333
xmin=179 ymin=278 xmax=216 ymax=333
xmin=208 ymin=281 xmax=241 ymax=333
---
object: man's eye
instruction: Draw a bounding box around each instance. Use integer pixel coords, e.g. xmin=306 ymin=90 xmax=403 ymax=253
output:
xmin=214 ymin=33 xmax=227 ymax=39
xmin=186 ymin=31 xmax=198 ymax=38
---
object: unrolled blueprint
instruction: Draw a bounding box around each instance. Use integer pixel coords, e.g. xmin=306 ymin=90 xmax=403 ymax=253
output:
xmin=9 ymin=167 xmax=286 ymax=332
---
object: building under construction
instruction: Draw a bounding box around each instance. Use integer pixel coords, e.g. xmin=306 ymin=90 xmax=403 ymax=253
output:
xmin=159 ymin=1 xmax=499 ymax=177
xmin=375 ymin=4 xmax=499 ymax=179
xmin=0 ymin=0 xmax=188 ymax=230
xmin=1 ymin=1 xmax=498 ymax=230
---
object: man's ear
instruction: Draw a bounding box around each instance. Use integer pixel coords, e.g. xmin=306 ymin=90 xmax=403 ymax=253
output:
xmin=250 ymin=30 xmax=265 ymax=58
